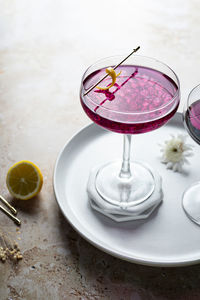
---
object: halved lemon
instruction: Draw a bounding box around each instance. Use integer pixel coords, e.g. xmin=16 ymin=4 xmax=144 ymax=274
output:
xmin=6 ymin=161 xmax=43 ymax=200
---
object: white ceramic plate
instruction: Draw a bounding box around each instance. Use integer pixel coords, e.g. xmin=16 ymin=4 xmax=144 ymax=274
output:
xmin=53 ymin=113 xmax=200 ymax=267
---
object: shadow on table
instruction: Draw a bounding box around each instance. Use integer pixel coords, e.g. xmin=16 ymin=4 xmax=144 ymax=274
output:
xmin=9 ymin=194 xmax=42 ymax=214
xmin=58 ymin=211 xmax=200 ymax=300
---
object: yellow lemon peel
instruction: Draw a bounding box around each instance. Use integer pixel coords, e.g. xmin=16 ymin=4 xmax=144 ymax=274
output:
xmin=96 ymin=67 xmax=121 ymax=90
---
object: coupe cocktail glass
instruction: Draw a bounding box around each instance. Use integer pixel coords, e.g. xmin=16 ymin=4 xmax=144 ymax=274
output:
xmin=80 ymin=54 xmax=180 ymax=211
xmin=183 ymin=84 xmax=200 ymax=224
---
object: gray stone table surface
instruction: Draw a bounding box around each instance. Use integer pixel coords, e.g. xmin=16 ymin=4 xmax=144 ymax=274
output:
xmin=0 ymin=0 xmax=200 ymax=299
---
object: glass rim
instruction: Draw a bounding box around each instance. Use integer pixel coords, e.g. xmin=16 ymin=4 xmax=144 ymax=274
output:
xmin=185 ymin=83 xmax=200 ymax=128
xmin=187 ymin=83 xmax=200 ymax=107
xmin=80 ymin=54 xmax=180 ymax=116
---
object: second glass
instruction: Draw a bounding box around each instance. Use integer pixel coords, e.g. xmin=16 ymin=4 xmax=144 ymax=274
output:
xmin=80 ymin=55 xmax=180 ymax=210
xmin=182 ymin=84 xmax=200 ymax=224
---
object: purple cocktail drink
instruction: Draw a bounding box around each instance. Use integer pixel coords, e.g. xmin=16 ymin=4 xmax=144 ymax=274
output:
xmin=80 ymin=54 xmax=180 ymax=214
xmin=184 ymin=99 xmax=200 ymax=144
xmin=81 ymin=65 xmax=179 ymax=134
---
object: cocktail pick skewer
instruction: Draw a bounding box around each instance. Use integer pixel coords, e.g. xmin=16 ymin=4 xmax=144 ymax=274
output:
xmin=0 ymin=205 xmax=21 ymax=226
xmin=83 ymin=46 xmax=140 ymax=96
xmin=0 ymin=195 xmax=17 ymax=215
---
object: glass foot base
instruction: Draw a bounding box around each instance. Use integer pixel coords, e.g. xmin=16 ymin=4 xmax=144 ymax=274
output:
xmin=95 ymin=161 xmax=155 ymax=207
xmin=87 ymin=162 xmax=163 ymax=222
xmin=182 ymin=182 xmax=200 ymax=225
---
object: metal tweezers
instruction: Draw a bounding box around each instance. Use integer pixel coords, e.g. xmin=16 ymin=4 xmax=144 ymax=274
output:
xmin=0 ymin=195 xmax=21 ymax=226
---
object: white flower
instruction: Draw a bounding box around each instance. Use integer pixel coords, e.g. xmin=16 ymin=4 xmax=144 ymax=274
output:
xmin=159 ymin=134 xmax=194 ymax=172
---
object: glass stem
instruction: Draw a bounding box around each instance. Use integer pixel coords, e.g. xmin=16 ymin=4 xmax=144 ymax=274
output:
xmin=119 ymin=134 xmax=132 ymax=179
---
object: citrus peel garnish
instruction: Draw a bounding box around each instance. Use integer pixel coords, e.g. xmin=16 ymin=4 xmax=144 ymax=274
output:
xmin=96 ymin=67 xmax=121 ymax=90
